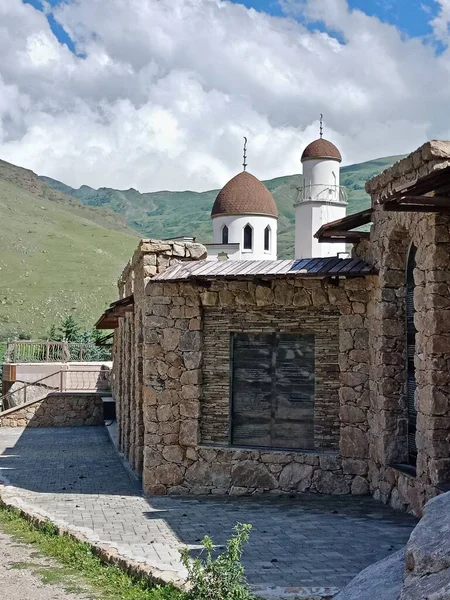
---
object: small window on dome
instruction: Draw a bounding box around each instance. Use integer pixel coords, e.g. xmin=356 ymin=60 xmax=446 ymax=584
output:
xmin=222 ymin=225 xmax=229 ymax=245
xmin=243 ymin=224 xmax=253 ymax=250
xmin=264 ymin=226 xmax=271 ymax=252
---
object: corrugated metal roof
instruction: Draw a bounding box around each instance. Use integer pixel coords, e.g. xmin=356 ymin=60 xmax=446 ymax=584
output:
xmin=153 ymin=257 xmax=375 ymax=282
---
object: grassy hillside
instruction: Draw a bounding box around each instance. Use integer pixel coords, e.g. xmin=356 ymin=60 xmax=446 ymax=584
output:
xmin=42 ymin=155 xmax=403 ymax=259
xmin=0 ymin=153 xmax=402 ymax=339
xmin=0 ymin=164 xmax=138 ymax=339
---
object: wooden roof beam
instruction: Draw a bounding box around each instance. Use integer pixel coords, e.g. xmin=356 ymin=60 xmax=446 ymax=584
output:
xmin=319 ymin=231 xmax=371 ymax=241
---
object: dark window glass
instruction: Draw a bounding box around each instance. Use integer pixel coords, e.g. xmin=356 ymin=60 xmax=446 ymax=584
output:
xmin=222 ymin=225 xmax=229 ymax=245
xmin=243 ymin=224 xmax=253 ymax=250
xmin=264 ymin=226 xmax=270 ymax=251
xmin=231 ymin=333 xmax=315 ymax=450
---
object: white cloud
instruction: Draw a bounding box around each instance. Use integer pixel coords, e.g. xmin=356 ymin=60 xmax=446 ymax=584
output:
xmin=0 ymin=0 xmax=449 ymax=191
xmin=430 ymin=0 xmax=450 ymax=41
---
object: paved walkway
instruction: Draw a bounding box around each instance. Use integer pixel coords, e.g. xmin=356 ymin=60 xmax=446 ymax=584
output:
xmin=0 ymin=427 xmax=417 ymax=598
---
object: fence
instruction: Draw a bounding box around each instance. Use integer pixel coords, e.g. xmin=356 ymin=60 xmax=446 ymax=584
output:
xmin=3 ymin=341 xmax=111 ymax=363
xmin=295 ymin=184 xmax=348 ymax=205
xmin=0 ymin=368 xmax=111 ymax=412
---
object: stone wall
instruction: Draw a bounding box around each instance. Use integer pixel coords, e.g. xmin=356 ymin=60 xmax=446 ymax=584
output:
xmin=201 ymin=307 xmax=340 ymax=450
xmin=355 ymin=140 xmax=450 ymax=515
xmin=139 ymin=274 xmax=373 ymax=496
xmin=110 ymin=141 xmax=450 ymax=513
xmin=112 ymin=239 xmax=207 ymax=476
xmin=0 ymin=393 xmax=104 ymax=427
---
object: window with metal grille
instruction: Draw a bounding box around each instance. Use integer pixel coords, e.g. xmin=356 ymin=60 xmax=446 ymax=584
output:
xmin=243 ymin=224 xmax=253 ymax=250
xmin=406 ymin=244 xmax=417 ymax=466
xmin=231 ymin=332 xmax=315 ymax=450
xmin=222 ymin=225 xmax=229 ymax=245
xmin=264 ymin=226 xmax=271 ymax=251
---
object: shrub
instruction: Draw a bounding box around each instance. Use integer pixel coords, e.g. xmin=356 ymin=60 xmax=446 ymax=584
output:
xmin=180 ymin=523 xmax=253 ymax=600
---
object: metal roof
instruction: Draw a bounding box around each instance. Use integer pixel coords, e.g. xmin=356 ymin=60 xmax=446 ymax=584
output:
xmin=152 ymin=257 xmax=375 ymax=282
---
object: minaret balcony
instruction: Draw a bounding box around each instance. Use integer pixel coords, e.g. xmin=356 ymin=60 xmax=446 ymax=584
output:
xmin=294 ymin=184 xmax=348 ymax=206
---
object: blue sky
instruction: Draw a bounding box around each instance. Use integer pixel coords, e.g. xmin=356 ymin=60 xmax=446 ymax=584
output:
xmin=236 ymin=0 xmax=439 ymax=38
xmin=8 ymin=0 xmax=449 ymax=190
xmin=25 ymin=0 xmax=442 ymax=52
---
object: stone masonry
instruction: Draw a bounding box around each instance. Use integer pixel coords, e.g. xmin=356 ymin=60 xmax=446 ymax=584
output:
xmin=113 ymin=243 xmax=374 ymax=497
xmin=354 ymin=140 xmax=450 ymax=515
xmin=0 ymin=392 xmax=104 ymax=427
xmin=112 ymin=239 xmax=208 ymax=476
xmin=111 ymin=141 xmax=450 ymax=515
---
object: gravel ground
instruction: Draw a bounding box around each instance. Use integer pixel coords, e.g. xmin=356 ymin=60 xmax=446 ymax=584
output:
xmin=0 ymin=529 xmax=94 ymax=600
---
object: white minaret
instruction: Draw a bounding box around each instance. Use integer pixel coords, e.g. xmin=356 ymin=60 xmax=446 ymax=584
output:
xmin=294 ymin=120 xmax=347 ymax=259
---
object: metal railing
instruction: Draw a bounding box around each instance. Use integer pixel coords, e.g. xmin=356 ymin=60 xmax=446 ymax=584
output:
xmin=0 ymin=368 xmax=111 ymax=412
xmin=294 ymin=184 xmax=348 ymax=205
xmin=3 ymin=341 xmax=110 ymax=363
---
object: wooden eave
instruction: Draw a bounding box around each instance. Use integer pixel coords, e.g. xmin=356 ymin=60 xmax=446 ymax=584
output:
xmin=378 ymin=165 xmax=450 ymax=212
xmin=95 ymin=295 xmax=134 ymax=329
xmin=314 ymin=209 xmax=372 ymax=243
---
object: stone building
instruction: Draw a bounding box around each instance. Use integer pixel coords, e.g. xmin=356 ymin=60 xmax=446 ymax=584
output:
xmin=98 ymin=140 xmax=450 ymax=516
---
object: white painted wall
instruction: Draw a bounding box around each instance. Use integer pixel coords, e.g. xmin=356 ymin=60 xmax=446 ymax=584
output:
xmin=212 ymin=214 xmax=278 ymax=260
xmin=5 ymin=362 xmax=112 ymax=391
xmin=294 ymin=155 xmax=347 ymax=259
xmin=302 ymin=158 xmax=340 ymax=201
xmin=294 ymin=201 xmax=347 ymax=258
xmin=204 ymin=243 xmax=241 ymax=261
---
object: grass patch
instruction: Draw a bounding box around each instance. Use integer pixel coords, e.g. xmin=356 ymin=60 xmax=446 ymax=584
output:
xmin=0 ymin=504 xmax=182 ymax=600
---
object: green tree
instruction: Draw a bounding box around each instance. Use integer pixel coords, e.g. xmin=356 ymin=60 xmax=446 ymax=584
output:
xmin=47 ymin=316 xmax=111 ymax=361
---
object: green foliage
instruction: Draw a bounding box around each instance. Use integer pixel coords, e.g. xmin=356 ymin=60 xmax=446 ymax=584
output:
xmin=180 ymin=523 xmax=253 ymax=600
xmin=43 ymin=155 xmax=404 ymax=261
xmin=0 ymin=154 xmax=403 ymax=340
xmin=47 ymin=315 xmax=111 ymax=360
xmin=0 ymin=159 xmax=138 ymax=340
xmin=0 ymin=505 xmax=182 ymax=600
xmin=50 ymin=315 xmax=83 ymax=342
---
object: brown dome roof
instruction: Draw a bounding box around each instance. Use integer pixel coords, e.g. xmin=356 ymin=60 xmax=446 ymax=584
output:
xmin=211 ymin=171 xmax=278 ymax=218
xmin=301 ymin=138 xmax=342 ymax=162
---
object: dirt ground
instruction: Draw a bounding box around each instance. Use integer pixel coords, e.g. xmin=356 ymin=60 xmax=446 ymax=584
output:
xmin=0 ymin=529 xmax=94 ymax=600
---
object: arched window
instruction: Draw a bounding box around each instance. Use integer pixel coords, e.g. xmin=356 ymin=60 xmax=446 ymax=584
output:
xmin=406 ymin=244 xmax=417 ymax=466
xmin=243 ymin=224 xmax=253 ymax=250
xmin=222 ymin=225 xmax=229 ymax=245
xmin=264 ymin=226 xmax=271 ymax=252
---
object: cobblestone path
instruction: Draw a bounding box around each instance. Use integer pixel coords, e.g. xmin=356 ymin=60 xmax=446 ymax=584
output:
xmin=0 ymin=427 xmax=417 ymax=597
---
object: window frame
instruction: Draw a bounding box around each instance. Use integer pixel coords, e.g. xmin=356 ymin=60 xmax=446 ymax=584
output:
xmin=264 ymin=225 xmax=271 ymax=252
xmin=222 ymin=225 xmax=229 ymax=245
xmin=243 ymin=223 xmax=253 ymax=251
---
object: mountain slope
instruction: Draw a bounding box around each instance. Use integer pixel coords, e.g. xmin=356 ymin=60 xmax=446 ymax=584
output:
xmin=0 ymin=153 xmax=402 ymax=339
xmin=42 ymin=155 xmax=403 ymax=258
xmin=0 ymin=163 xmax=138 ymax=339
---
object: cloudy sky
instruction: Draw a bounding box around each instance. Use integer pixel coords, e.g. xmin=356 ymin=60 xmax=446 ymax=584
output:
xmin=0 ymin=0 xmax=450 ymax=192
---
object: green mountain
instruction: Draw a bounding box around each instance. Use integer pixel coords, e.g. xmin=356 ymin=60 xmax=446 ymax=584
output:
xmin=41 ymin=154 xmax=403 ymax=259
xmin=0 ymin=153 xmax=402 ymax=339
xmin=0 ymin=160 xmax=138 ymax=339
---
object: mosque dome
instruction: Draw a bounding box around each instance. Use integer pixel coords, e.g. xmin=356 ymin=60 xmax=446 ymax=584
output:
xmin=301 ymin=138 xmax=342 ymax=162
xmin=211 ymin=171 xmax=278 ymax=218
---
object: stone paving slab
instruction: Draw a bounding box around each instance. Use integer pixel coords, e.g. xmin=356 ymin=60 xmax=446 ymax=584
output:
xmin=0 ymin=427 xmax=417 ymax=598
